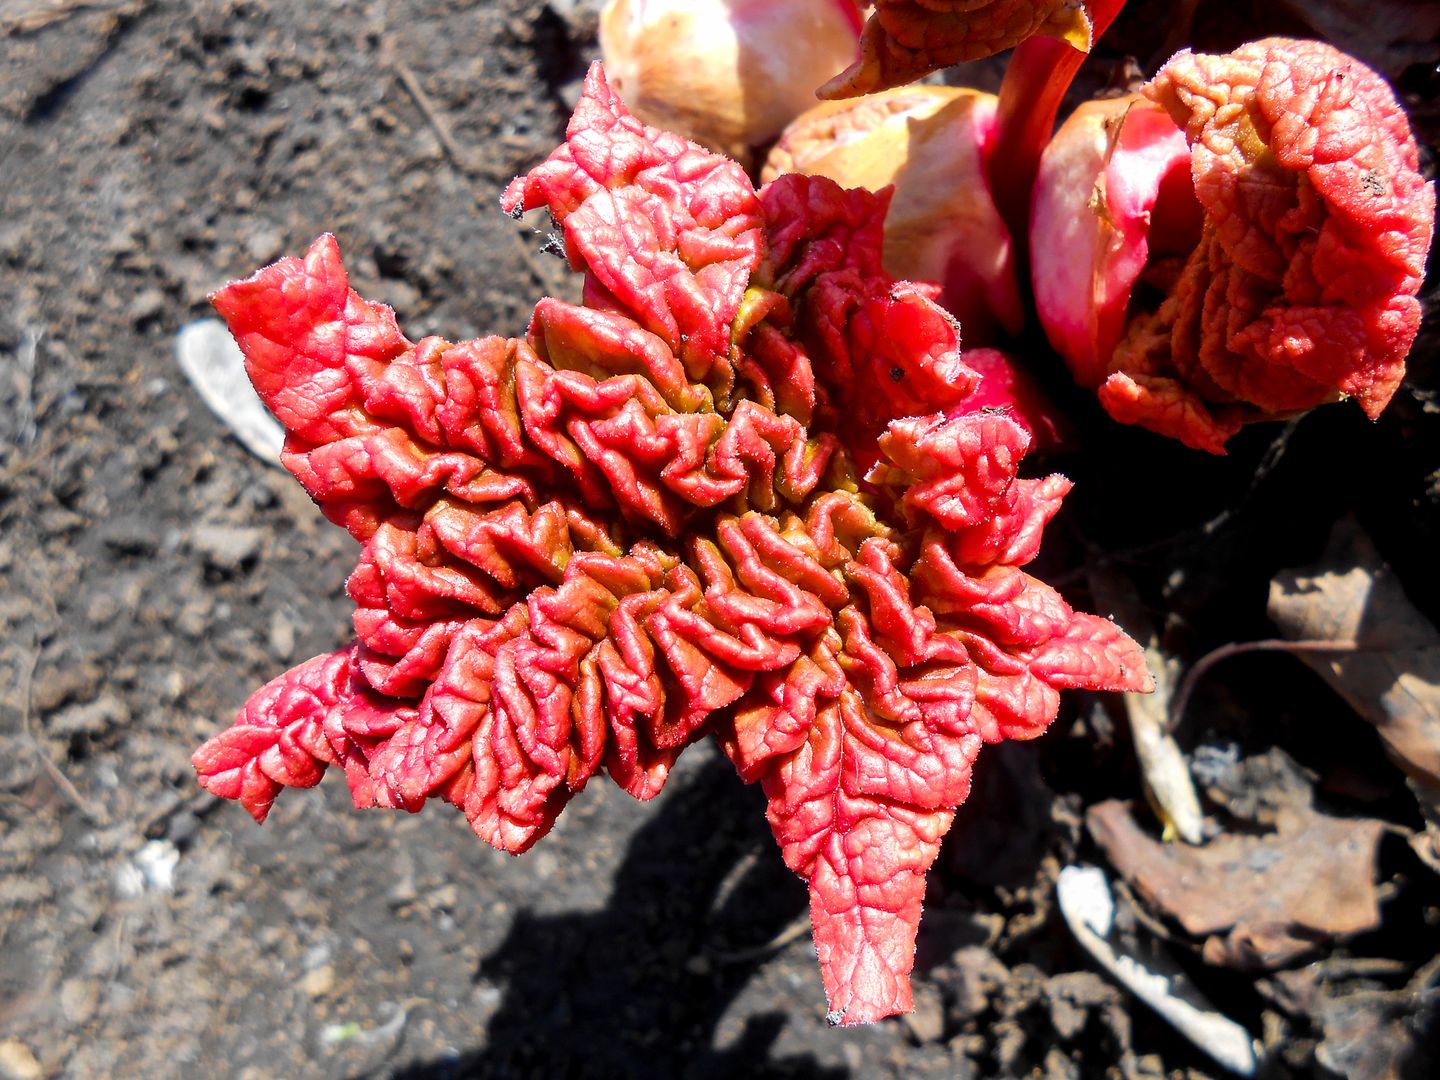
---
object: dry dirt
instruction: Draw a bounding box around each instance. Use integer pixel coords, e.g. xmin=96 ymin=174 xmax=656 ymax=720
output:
xmin=1 ymin=2 xmax=1437 ymax=1078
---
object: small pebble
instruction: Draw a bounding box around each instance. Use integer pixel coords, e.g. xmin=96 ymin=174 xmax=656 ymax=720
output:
xmin=902 ymin=982 xmax=946 ymax=1044
xmin=60 ymin=977 xmax=101 ymax=1026
xmin=268 ymin=610 xmax=296 ymax=661
xmin=0 ymin=1039 xmax=43 ymax=1080
xmin=300 ymin=965 xmax=336 ymax=998
xmin=188 ymin=525 xmax=265 ymax=571
xmin=129 ymin=288 xmax=167 ymax=325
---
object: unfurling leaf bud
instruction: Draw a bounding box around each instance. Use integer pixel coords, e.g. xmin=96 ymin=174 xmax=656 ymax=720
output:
xmin=599 ymin=0 xmax=862 ymax=168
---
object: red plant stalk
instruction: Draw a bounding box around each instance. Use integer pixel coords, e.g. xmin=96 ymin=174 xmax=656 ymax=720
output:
xmin=989 ymin=0 xmax=1127 ymax=255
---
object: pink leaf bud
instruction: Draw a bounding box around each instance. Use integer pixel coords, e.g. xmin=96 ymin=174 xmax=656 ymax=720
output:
xmin=599 ymin=0 xmax=862 ymax=168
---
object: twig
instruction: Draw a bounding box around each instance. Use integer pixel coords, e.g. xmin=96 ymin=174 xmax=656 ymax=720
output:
xmin=707 ymin=844 xmax=765 ymax=918
xmin=0 ymin=443 xmax=51 ymax=486
xmin=1310 ymin=956 xmax=1410 ymax=981
xmin=107 ymin=914 xmax=128 ymax=982
xmin=710 ymin=911 xmax=813 ymax=964
xmin=15 ymin=327 xmax=40 ymax=445
xmin=1168 ymin=637 xmax=1364 ymax=734
xmin=391 ymin=61 xmax=477 ymax=180
xmin=3 ymin=0 xmax=144 ymax=37
xmin=17 ymin=633 xmax=110 ymax=826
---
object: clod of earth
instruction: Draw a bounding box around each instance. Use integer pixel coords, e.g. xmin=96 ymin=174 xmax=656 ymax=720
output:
xmin=192 ymin=63 xmax=1151 ymax=1025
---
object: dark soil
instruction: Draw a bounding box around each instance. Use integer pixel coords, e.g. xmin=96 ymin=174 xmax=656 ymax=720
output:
xmin=1 ymin=2 xmax=1437 ymax=1079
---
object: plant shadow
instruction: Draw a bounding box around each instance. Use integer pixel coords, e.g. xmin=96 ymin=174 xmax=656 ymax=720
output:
xmin=380 ymin=748 xmax=848 ymax=1080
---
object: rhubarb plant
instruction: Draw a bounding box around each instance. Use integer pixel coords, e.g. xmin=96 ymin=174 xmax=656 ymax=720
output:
xmin=1032 ymin=38 xmax=1435 ymax=451
xmin=785 ymin=1 xmax=1434 ymax=453
xmin=193 ymin=65 xmax=1151 ymax=1025
xmin=763 ymin=85 xmax=1024 ymax=344
xmin=760 ymin=87 xmax=1073 ymax=449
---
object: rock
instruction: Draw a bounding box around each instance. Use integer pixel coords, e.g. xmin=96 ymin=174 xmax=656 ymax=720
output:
xmin=165 ymin=810 xmax=202 ymax=848
xmin=50 ymin=692 xmax=130 ymax=737
xmin=902 ymin=982 xmax=945 ymax=1043
xmin=60 ymin=977 xmax=101 ymax=1026
xmin=245 ymin=225 xmax=285 ymax=264
xmin=1042 ymin=1046 xmax=1080 ymax=1080
xmin=429 ymin=883 xmax=458 ymax=911
xmin=99 ymin=515 xmax=161 ymax=557
xmin=0 ymin=1040 xmax=42 ymax=1080
xmin=951 ymin=945 xmax=1007 ymax=1019
xmin=267 ymin=609 xmax=296 ymax=661
xmin=300 ymin=964 xmax=336 ymax=998
xmin=129 ymin=288 xmax=167 ymax=326
xmin=31 ymin=660 xmax=104 ymax=713
xmin=188 ymin=525 xmax=264 ymax=572
xmin=134 ymin=840 xmax=179 ymax=893
xmin=1044 ymin=971 xmax=1115 ymax=1039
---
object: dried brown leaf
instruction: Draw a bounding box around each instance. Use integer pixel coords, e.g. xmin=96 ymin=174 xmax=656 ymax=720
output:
xmin=1087 ymin=799 xmax=1385 ymax=969
xmin=1268 ymin=517 xmax=1440 ymax=789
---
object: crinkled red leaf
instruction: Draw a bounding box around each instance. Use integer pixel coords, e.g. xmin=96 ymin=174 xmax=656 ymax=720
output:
xmin=195 ymin=63 xmax=1151 ymax=1026
xmin=952 ymin=349 xmax=1071 ymax=452
xmin=822 ymin=0 xmax=1092 ymax=98
xmin=1037 ymin=39 xmax=1435 ymax=452
xmin=717 ymin=411 xmax=1148 ymax=1023
xmin=764 ymin=86 xmax=1024 ymax=346
xmin=752 ymin=172 xmax=979 ymax=468
xmin=192 ymin=647 xmax=410 ymax=823
xmin=501 ymin=65 xmax=765 ymax=392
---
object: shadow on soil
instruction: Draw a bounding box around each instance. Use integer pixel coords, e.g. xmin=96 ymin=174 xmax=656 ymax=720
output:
xmin=380 ymin=751 xmax=847 ymax=1080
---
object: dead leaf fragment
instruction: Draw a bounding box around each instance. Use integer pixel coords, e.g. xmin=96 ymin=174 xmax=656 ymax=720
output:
xmin=820 ymin=0 xmax=1093 ymax=98
xmin=1268 ymin=517 xmax=1440 ymax=788
xmin=1271 ymin=956 xmax=1440 ymax=1080
xmin=1315 ymin=985 xmax=1436 ymax=1080
xmin=1087 ymin=799 xmax=1385 ymax=969
xmin=1189 ymin=744 xmax=1314 ymax=831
